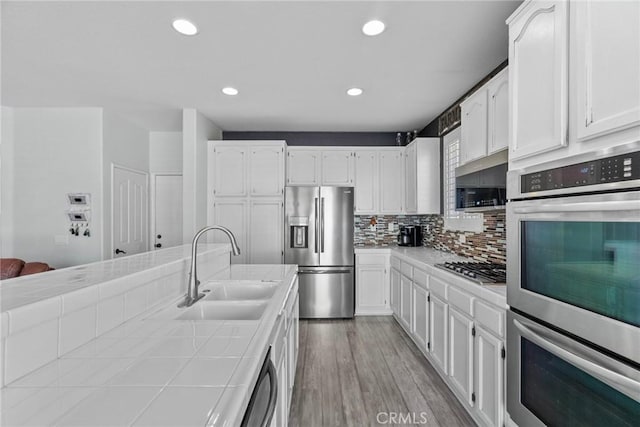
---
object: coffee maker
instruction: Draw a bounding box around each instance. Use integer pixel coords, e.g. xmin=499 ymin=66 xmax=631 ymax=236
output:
xmin=397 ymin=225 xmax=422 ymax=247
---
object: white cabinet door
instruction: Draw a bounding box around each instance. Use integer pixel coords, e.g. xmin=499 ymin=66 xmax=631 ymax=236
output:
xmin=379 ymin=150 xmax=404 ymax=213
xmin=390 ymin=267 xmax=401 ymax=317
xmin=404 ymin=144 xmax=418 ymax=213
xmin=461 ymin=89 xmax=488 ymax=164
xmin=474 ymin=326 xmax=504 ymax=427
xmin=287 ymin=150 xmax=320 ymax=186
xmin=400 ymin=274 xmax=412 ymax=331
xmin=430 ymin=294 xmax=448 ymax=375
xmin=355 ymin=265 xmax=388 ymax=315
xmin=412 ymin=284 xmax=429 ymax=351
xmin=354 ymin=151 xmax=378 ymax=214
xmin=487 ymin=69 xmax=509 ymax=155
xmin=574 ymin=1 xmax=640 ymax=142
xmin=212 ymin=199 xmax=247 ymax=264
xmin=322 ymin=150 xmax=354 ymax=186
xmin=448 ymin=307 xmax=474 ymax=406
xmin=248 ymin=199 xmax=283 ymax=264
xmin=213 ymin=146 xmax=247 ymax=197
xmin=509 ymin=0 xmax=568 ymax=160
xmin=250 ymin=146 xmax=284 ymax=197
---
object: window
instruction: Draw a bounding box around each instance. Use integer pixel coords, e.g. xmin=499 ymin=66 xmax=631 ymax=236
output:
xmin=442 ymin=127 xmax=483 ymax=232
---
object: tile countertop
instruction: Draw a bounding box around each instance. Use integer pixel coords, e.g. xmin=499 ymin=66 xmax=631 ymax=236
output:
xmin=355 ymin=246 xmax=507 ymax=308
xmin=0 ymin=244 xmax=228 ymax=312
xmin=1 ymin=264 xmax=298 ymax=427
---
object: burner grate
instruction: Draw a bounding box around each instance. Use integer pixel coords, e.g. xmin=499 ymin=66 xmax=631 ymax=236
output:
xmin=435 ymin=261 xmax=506 ymax=285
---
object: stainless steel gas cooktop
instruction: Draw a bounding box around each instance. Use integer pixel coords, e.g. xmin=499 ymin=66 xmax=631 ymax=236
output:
xmin=435 ymin=261 xmax=506 ymax=285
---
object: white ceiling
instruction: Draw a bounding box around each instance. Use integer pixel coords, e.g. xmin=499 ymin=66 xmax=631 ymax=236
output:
xmin=1 ymin=1 xmax=521 ymax=132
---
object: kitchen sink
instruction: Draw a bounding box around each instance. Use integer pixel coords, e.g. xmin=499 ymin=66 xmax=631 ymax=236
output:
xmin=202 ymin=283 xmax=278 ymax=301
xmin=177 ymin=301 xmax=267 ymax=321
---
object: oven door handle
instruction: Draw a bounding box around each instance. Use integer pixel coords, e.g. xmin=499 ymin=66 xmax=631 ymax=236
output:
xmin=513 ymin=318 xmax=640 ymax=401
xmin=512 ymin=200 xmax=638 ymax=214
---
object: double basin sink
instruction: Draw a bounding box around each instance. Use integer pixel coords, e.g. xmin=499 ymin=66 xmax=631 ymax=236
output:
xmin=153 ymin=280 xmax=279 ymax=321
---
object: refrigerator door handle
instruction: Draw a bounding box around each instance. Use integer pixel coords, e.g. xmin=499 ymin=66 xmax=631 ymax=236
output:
xmin=298 ymin=269 xmax=352 ymax=274
xmin=314 ymin=197 xmax=319 ymax=253
xmin=320 ymin=197 xmax=325 ymax=253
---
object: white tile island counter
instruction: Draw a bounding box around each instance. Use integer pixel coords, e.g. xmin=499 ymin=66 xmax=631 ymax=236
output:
xmin=0 ymin=244 xmax=299 ymax=427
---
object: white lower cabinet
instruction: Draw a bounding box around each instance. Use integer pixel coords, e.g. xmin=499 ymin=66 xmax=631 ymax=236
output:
xmin=387 ymin=255 xmax=506 ymax=427
xmin=448 ymin=307 xmax=475 ymax=406
xmin=355 ymin=254 xmax=390 ymax=315
xmin=474 ymin=325 xmax=504 ymax=427
xmin=399 ymin=274 xmax=412 ymax=331
xmin=270 ymin=281 xmax=299 ymax=427
xmin=390 ymin=267 xmax=401 ymax=317
xmin=412 ymin=283 xmax=429 ymax=350
xmin=429 ymin=294 xmax=449 ymax=375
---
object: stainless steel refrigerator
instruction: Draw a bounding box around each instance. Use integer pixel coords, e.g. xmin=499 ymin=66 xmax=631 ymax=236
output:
xmin=284 ymin=186 xmax=354 ymax=318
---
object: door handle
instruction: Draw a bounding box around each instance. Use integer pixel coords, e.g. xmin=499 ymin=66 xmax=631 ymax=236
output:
xmin=298 ymin=269 xmax=352 ymax=274
xmin=513 ymin=318 xmax=640 ymax=401
xmin=320 ymin=197 xmax=325 ymax=253
xmin=314 ymin=197 xmax=319 ymax=253
xmin=262 ymin=357 xmax=278 ymax=427
xmin=155 ymin=243 xmax=162 ymax=248
xmin=114 ymin=248 xmax=127 ymax=255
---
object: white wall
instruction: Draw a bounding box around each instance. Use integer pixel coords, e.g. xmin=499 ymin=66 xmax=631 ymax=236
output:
xmin=102 ymin=110 xmax=150 ymax=258
xmin=149 ymin=131 xmax=182 ymax=173
xmin=9 ymin=108 xmax=104 ymax=268
xmin=182 ymin=109 xmax=222 ymax=242
xmin=1 ymin=107 xmax=15 ymax=258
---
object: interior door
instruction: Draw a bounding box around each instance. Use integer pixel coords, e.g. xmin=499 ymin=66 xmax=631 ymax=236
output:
xmin=112 ymin=165 xmax=149 ymax=258
xmin=319 ymin=186 xmax=354 ymax=266
xmin=153 ymin=174 xmax=183 ymax=250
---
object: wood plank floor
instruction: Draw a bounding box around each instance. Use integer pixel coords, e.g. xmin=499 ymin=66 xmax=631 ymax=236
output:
xmin=288 ymin=317 xmax=476 ymax=427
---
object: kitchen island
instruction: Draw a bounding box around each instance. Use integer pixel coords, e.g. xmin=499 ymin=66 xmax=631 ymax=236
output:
xmin=1 ymin=245 xmax=298 ymax=426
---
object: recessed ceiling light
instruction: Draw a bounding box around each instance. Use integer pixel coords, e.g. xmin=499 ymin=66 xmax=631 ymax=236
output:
xmin=172 ymin=19 xmax=198 ymax=36
xmin=222 ymin=87 xmax=239 ymax=96
xmin=362 ymin=20 xmax=385 ymax=36
xmin=347 ymin=88 xmax=363 ymax=96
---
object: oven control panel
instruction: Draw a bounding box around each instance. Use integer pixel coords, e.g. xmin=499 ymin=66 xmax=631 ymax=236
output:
xmin=522 ymin=151 xmax=639 ymax=193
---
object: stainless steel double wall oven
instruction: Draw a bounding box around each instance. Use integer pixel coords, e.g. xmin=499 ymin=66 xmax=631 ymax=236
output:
xmin=506 ymin=143 xmax=640 ymax=426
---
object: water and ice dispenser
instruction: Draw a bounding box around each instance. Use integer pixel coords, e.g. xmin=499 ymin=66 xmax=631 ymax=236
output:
xmin=289 ymin=216 xmax=309 ymax=249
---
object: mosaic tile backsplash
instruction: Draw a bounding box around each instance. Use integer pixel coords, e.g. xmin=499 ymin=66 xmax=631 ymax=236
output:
xmin=355 ymin=212 xmax=506 ymax=265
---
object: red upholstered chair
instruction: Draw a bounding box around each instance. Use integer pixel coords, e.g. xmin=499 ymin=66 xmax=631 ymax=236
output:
xmin=0 ymin=258 xmax=25 ymax=279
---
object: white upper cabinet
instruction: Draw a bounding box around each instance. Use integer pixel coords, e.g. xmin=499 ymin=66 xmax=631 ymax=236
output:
xmin=212 ymin=141 xmax=285 ymax=198
xmin=461 ymin=89 xmax=489 ymax=164
xmin=405 ymin=138 xmax=440 ymax=215
xmin=487 ymin=69 xmax=509 ymax=155
xmin=460 ymin=69 xmax=508 ymax=165
xmin=404 ymin=143 xmax=418 ymax=213
xmin=508 ymin=0 xmax=569 ymax=160
xmin=213 ymin=146 xmax=247 ymax=197
xmin=287 ymin=148 xmax=354 ymax=186
xmin=321 ymin=150 xmax=354 ymax=186
xmin=574 ymin=0 xmax=640 ymax=143
xmin=354 ymin=150 xmax=378 ymax=214
xmin=208 ymin=140 xmax=286 ymax=265
xmin=287 ymin=149 xmax=321 ymax=186
xmin=379 ymin=149 xmax=404 ymax=213
xmin=250 ymin=146 xmax=285 ymax=196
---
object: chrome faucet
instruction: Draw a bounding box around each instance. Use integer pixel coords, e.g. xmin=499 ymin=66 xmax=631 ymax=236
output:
xmin=178 ymin=225 xmax=241 ymax=308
